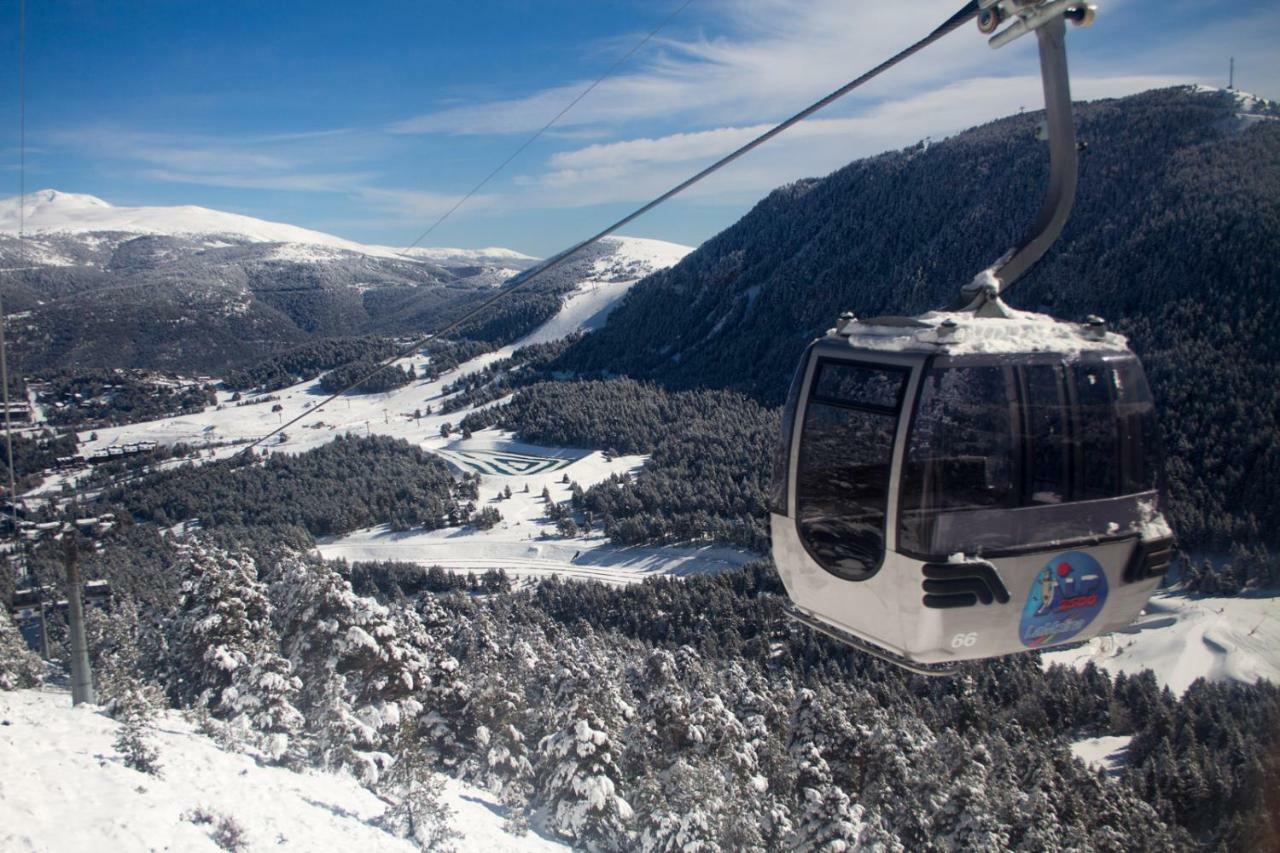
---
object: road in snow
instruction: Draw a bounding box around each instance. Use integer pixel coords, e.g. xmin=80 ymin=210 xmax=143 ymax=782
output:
xmin=1042 ymin=591 xmax=1280 ymax=695
xmin=51 ymin=236 xmax=727 ymax=583
xmin=0 ymin=687 xmax=567 ymax=853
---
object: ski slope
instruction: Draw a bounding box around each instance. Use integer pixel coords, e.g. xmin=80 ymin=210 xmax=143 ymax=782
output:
xmin=53 ymin=235 xmax=716 ymax=583
xmin=1042 ymin=591 xmax=1280 ymax=695
xmin=0 ymin=687 xmax=566 ymax=853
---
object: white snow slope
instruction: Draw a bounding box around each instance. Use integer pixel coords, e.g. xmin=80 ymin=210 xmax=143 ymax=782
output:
xmin=0 ymin=687 xmax=567 ymax=853
xmin=0 ymin=189 xmax=535 ymax=266
xmin=45 ymin=234 xmax=714 ymax=584
xmin=1042 ymin=591 xmax=1280 ymax=695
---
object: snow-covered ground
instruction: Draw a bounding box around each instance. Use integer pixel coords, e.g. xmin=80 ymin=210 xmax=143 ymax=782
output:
xmin=1070 ymin=735 xmax=1132 ymax=777
xmin=0 ymin=687 xmax=567 ymax=852
xmin=1042 ymin=591 xmax=1280 ymax=695
xmin=40 ymin=235 xmax=722 ymax=584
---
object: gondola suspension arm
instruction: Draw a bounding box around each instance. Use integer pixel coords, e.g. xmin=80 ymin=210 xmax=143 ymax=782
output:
xmin=957 ymin=0 xmax=1097 ymax=312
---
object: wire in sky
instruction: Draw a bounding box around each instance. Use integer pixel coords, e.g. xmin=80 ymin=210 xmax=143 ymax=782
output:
xmin=396 ymin=0 xmax=697 ymax=256
xmin=1 ymin=0 xmax=27 ymax=578
xmin=240 ymin=1 xmax=980 ymax=456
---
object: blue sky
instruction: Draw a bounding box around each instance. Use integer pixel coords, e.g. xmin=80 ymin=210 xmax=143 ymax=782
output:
xmin=2 ymin=0 xmax=1277 ymax=255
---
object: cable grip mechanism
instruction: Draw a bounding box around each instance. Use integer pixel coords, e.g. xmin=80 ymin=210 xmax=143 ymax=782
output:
xmin=978 ymin=0 xmax=1096 ymax=47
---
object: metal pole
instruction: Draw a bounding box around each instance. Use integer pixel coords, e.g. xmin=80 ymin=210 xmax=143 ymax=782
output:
xmin=63 ymin=534 xmax=95 ymax=706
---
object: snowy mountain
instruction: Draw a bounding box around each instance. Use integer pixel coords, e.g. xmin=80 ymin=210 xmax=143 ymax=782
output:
xmin=0 ymin=189 xmax=537 ymax=270
xmin=0 ymin=190 xmax=689 ymax=375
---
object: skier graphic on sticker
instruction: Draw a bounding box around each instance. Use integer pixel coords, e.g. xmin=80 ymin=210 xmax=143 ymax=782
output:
xmin=1020 ymin=551 xmax=1108 ymax=647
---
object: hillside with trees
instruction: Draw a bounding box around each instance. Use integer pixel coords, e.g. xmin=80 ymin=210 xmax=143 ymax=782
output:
xmin=555 ymin=87 xmax=1280 ymax=552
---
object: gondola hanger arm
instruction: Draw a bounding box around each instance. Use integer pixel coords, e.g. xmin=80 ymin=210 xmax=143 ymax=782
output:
xmin=958 ymin=0 xmax=1098 ymax=312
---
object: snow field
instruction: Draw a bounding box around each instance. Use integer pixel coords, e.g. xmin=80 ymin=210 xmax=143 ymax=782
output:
xmin=0 ymin=687 xmax=566 ymax=852
xmin=1070 ymin=735 xmax=1132 ymax=777
xmin=1042 ymin=591 xmax=1280 ymax=695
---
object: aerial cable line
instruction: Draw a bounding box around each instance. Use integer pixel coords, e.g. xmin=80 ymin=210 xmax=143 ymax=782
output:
xmin=397 ymin=0 xmax=697 ymax=257
xmin=239 ymin=0 xmax=981 ymax=455
xmin=1 ymin=0 xmax=27 ymax=578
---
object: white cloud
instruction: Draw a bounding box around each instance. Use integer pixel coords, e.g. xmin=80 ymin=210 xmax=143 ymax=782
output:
xmin=46 ymin=127 xmax=385 ymax=195
xmin=390 ymin=0 xmax=999 ymax=136
xmin=511 ymin=72 xmax=1187 ymax=210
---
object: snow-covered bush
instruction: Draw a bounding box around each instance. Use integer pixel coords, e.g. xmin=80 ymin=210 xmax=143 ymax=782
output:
xmin=114 ymin=682 xmax=162 ymax=776
xmin=0 ymin=610 xmax=42 ymax=691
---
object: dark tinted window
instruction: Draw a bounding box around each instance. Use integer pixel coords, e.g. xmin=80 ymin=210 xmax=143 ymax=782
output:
xmin=1112 ymin=357 xmax=1160 ymax=494
xmin=1073 ymin=361 xmax=1120 ymax=500
xmin=899 ymin=366 xmax=1016 ymax=554
xmin=1024 ymin=364 xmax=1069 ymax=505
xmin=811 ymin=361 xmax=905 ymax=410
xmin=796 ymin=361 xmax=904 ymax=580
xmin=900 ymin=355 xmax=1163 ymax=558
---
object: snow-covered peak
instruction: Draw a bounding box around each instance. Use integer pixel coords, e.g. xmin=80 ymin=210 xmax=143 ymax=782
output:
xmin=399 ymin=245 xmax=537 ymax=264
xmin=598 ymin=234 xmax=693 ymax=266
xmin=20 ymin=188 xmax=113 ymax=213
xmin=0 ymin=189 xmax=407 ymax=258
xmin=0 ymin=190 xmax=542 ymax=266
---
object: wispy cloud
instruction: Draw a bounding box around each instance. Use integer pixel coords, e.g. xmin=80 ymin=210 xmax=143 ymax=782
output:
xmin=508 ymin=72 xmax=1186 ymax=210
xmin=138 ymin=169 xmax=375 ymax=193
xmin=44 ymin=126 xmax=383 ymax=195
xmin=389 ymin=0 xmax=999 ymax=137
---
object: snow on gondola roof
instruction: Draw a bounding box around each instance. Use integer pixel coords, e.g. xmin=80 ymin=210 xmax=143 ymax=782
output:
xmin=827 ymin=305 xmax=1131 ymax=357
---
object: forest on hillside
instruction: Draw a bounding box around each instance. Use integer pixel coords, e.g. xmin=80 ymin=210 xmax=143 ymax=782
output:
xmin=553 ymin=88 xmax=1280 ymax=553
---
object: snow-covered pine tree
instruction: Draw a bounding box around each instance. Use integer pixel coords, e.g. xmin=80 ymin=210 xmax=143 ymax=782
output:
xmin=412 ymin=595 xmax=468 ymax=771
xmin=166 ymin=542 xmax=302 ymax=761
xmin=114 ymin=680 xmax=162 ymax=775
xmin=271 ymin=552 xmax=428 ymax=782
xmin=378 ymin=724 xmax=461 ymax=852
xmin=0 ymin=609 xmax=42 ymax=690
xmin=85 ymin=596 xmax=165 ymax=715
xmin=540 ymin=714 xmax=633 ymax=851
xmin=537 ymin=654 xmax=635 ymax=851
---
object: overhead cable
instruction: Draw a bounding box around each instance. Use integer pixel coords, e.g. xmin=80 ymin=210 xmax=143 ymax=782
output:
xmin=238 ymin=0 xmax=981 ymax=454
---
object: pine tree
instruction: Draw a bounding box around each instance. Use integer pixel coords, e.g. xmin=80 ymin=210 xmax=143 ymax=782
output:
xmin=166 ymin=543 xmax=302 ymax=761
xmin=540 ymin=715 xmax=633 ymax=850
xmin=378 ymin=726 xmax=461 ymax=852
xmin=272 ymin=552 xmax=429 ymax=782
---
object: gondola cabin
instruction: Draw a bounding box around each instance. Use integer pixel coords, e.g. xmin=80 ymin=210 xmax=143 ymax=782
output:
xmin=771 ymin=306 xmax=1173 ymax=671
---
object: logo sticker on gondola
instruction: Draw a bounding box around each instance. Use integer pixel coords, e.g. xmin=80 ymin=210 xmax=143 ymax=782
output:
xmin=1019 ymin=551 xmax=1108 ymax=648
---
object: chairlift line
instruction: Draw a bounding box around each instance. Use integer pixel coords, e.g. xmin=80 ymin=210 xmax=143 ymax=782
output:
xmin=240 ymin=0 xmax=985 ymax=455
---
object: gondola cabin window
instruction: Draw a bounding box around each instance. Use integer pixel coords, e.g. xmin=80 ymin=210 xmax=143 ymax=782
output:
xmin=795 ymin=360 xmax=907 ymax=580
xmin=898 ymin=355 xmax=1161 ymax=558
